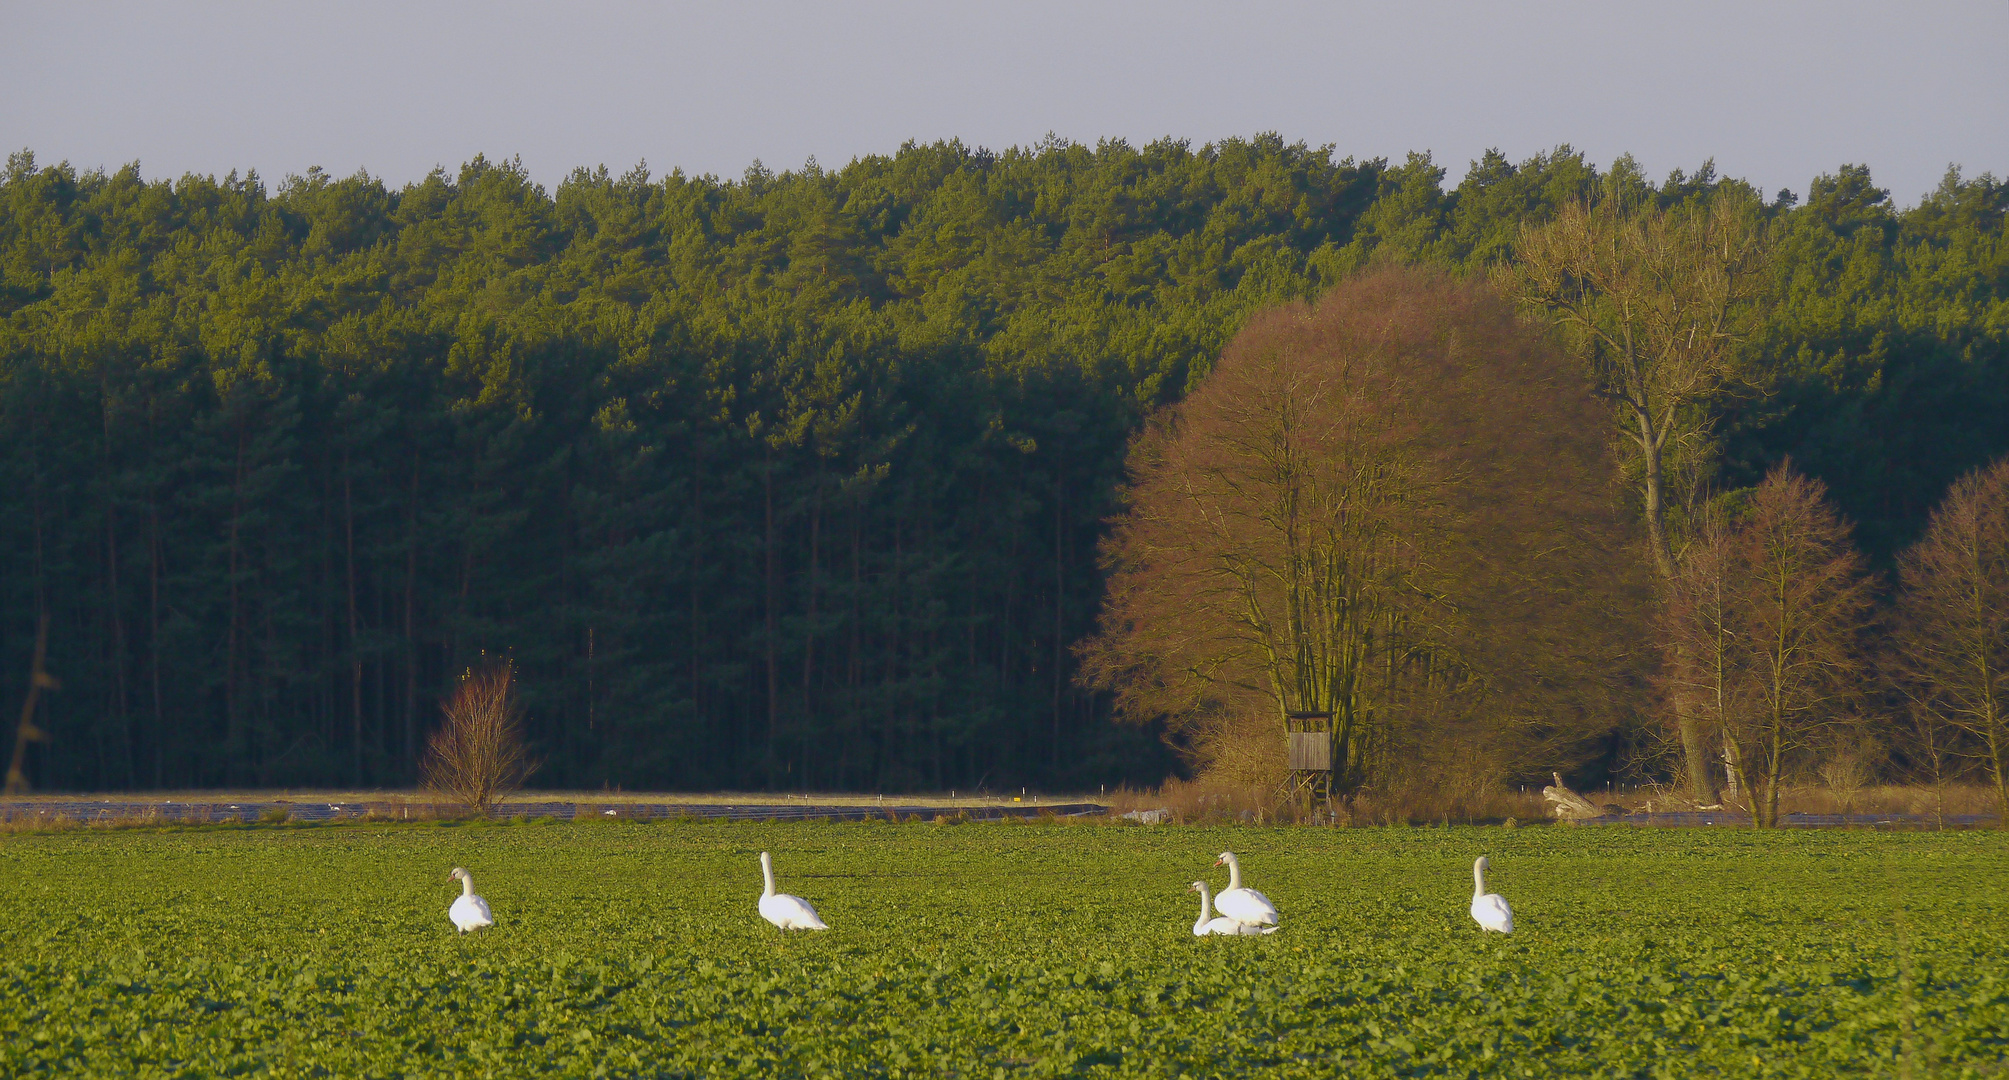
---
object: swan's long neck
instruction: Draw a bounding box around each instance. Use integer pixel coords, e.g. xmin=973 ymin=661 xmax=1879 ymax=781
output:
xmin=1195 ymin=884 xmax=1213 ymax=921
xmin=1224 ymin=855 xmax=1243 ymax=892
xmin=456 ymin=873 xmax=472 ymax=898
xmin=1472 ymin=860 xmax=1486 ymax=899
xmin=760 ymin=853 xmax=776 ymax=898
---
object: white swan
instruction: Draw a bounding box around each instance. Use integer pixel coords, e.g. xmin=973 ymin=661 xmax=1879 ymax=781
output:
xmin=1470 ymin=856 xmax=1513 ymax=934
xmin=1190 ymin=881 xmax=1274 ymax=936
xmin=1212 ymin=851 xmax=1280 ymax=928
xmin=446 ymin=867 xmax=494 ymax=933
xmin=757 ymin=851 xmax=828 ymax=930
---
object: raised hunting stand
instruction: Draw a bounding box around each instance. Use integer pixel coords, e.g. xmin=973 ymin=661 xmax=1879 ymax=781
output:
xmin=1284 ymin=710 xmax=1333 ymax=806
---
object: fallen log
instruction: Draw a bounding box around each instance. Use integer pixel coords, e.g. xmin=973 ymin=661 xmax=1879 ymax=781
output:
xmin=1542 ymin=771 xmax=1603 ymax=820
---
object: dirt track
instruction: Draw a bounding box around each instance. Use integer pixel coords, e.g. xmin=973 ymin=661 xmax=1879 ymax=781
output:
xmin=0 ymin=796 xmax=1994 ymax=828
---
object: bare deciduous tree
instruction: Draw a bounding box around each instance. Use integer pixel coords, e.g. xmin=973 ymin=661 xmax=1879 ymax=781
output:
xmin=1667 ymin=467 xmax=1872 ymax=826
xmin=1900 ymin=693 xmax=1958 ymax=830
xmin=1663 ymin=508 xmax=1749 ymax=805
xmin=1735 ymin=468 xmax=1873 ymax=828
xmin=1496 ymin=188 xmax=1770 ymax=803
xmin=421 ymin=663 xmax=538 ymax=815
xmin=1893 ymin=457 xmax=2009 ymax=827
xmin=1079 ymin=268 xmax=1643 ymax=797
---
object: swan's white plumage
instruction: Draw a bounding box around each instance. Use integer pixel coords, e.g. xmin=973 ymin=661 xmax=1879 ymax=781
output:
xmin=446 ymin=867 xmax=494 ymax=933
xmin=758 ymin=851 xmax=828 ymax=930
xmin=1470 ymin=856 xmax=1513 ymax=933
xmin=1190 ymin=881 xmax=1272 ymax=936
xmin=1212 ymin=851 xmax=1280 ymax=928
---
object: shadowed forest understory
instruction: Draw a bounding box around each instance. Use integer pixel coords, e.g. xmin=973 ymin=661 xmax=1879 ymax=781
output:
xmin=1 ymin=139 xmax=2004 ymax=794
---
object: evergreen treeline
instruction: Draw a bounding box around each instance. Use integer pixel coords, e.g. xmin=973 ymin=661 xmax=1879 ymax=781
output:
xmin=1 ymin=139 xmax=2003 ymax=792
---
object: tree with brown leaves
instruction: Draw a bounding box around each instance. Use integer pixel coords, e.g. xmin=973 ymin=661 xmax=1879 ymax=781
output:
xmin=1893 ymin=458 xmax=2009 ymax=827
xmin=421 ymin=663 xmax=539 ymax=815
xmin=1078 ymin=268 xmax=1644 ymax=796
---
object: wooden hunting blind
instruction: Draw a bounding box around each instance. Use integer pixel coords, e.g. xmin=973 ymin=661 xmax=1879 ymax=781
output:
xmin=1284 ymin=710 xmax=1333 ymax=802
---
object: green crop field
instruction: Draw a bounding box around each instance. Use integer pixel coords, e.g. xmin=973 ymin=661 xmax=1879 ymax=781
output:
xmin=0 ymin=820 xmax=2003 ymax=1077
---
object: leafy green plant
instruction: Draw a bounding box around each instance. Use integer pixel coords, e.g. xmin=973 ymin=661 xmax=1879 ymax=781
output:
xmin=0 ymin=824 xmax=2001 ymax=1076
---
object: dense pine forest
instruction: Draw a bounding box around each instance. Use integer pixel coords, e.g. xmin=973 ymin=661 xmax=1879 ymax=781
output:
xmin=1 ymin=138 xmax=2004 ymax=793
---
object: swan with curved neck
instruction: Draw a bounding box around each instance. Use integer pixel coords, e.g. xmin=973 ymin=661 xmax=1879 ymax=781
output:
xmin=1212 ymin=851 xmax=1280 ymax=928
xmin=758 ymin=851 xmax=828 ymax=930
xmin=1190 ymin=881 xmax=1272 ymax=936
xmin=446 ymin=867 xmax=494 ymax=933
xmin=1470 ymin=856 xmax=1513 ymax=933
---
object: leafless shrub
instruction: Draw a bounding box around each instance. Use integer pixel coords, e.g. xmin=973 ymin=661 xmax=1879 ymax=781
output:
xmin=1818 ymin=737 xmax=1878 ymax=823
xmin=1899 ymin=701 xmax=1960 ymax=829
xmin=1187 ymin=710 xmax=1288 ymax=791
xmin=420 ymin=663 xmax=538 ymax=816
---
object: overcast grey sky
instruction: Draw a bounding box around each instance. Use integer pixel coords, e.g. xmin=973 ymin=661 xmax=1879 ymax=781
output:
xmin=4 ymin=1 xmax=2004 ymax=205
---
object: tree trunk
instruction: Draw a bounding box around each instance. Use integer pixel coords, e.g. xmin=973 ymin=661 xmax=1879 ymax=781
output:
xmin=226 ymin=426 xmax=246 ymax=783
xmin=763 ymin=447 xmax=779 ymax=786
xmin=1758 ymin=713 xmax=1785 ymax=828
xmin=1052 ymin=481 xmax=1065 ymax=769
xmin=148 ymin=494 xmax=165 ymax=787
xmin=1721 ymin=737 xmax=1744 ymax=805
xmin=847 ymin=488 xmax=862 ymax=790
xmin=1988 ymin=715 xmax=2008 ymax=830
xmin=1636 ymin=401 xmax=1718 ymax=805
xmin=687 ymin=446 xmax=704 ymax=785
xmin=1981 ymin=647 xmax=2007 ymax=830
xmin=802 ymin=476 xmax=820 ymax=786
xmin=101 ymin=383 xmax=132 ymax=785
xmin=403 ymin=450 xmax=419 ymax=774
xmin=344 ymin=466 xmax=363 ymax=787
xmin=1634 ymin=401 xmax=1675 ymax=579
xmin=890 ymin=509 xmax=903 ymax=788
xmin=1676 ymin=699 xmax=1717 ymax=805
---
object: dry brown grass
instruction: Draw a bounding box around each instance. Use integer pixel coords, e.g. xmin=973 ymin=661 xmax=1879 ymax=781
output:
xmin=1771 ymin=783 xmax=1998 ymax=821
xmin=1109 ymin=771 xmax=2002 ymax=827
xmin=1589 ymin=781 xmax=2002 ymax=823
xmin=1112 ymin=776 xmax=1286 ymax=824
xmin=1106 ymin=775 xmax=1551 ymax=826
xmin=1340 ymin=784 xmax=1550 ymax=827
